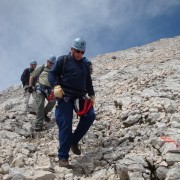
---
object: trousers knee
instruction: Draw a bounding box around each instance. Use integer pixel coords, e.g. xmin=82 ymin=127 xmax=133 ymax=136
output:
xmin=86 ymin=109 xmax=96 ymax=123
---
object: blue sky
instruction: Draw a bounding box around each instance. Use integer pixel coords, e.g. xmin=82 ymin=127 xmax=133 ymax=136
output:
xmin=0 ymin=0 xmax=180 ymax=91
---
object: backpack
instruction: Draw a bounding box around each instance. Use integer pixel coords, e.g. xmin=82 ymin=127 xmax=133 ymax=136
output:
xmin=62 ymin=56 xmax=93 ymax=74
xmin=21 ymin=68 xmax=33 ymax=87
xmin=83 ymin=58 xmax=93 ymax=74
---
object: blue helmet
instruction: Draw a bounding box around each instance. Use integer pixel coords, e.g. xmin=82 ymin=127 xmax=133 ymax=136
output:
xmin=30 ymin=60 xmax=37 ymax=65
xmin=71 ymin=38 xmax=86 ymax=51
xmin=49 ymin=55 xmax=56 ymax=63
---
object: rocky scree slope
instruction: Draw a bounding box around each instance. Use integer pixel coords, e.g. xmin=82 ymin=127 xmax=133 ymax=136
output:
xmin=0 ymin=36 xmax=180 ymax=180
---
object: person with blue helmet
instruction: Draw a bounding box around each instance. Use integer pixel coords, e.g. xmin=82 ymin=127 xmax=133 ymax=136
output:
xmin=21 ymin=60 xmax=37 ymax=113
xmin=21 ymin=60 xmax=37 ymax=88
xmin=29 ymin=55 xmax=57 ymax=131
xmin=48 ymin=38 xmax=96 ymax=168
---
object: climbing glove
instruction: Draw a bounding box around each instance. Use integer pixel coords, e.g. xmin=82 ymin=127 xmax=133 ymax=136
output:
xmin=90 ymin=96 xmax=95 ymax=106
xmin=54 ymin=85 xmax=64 ymax=98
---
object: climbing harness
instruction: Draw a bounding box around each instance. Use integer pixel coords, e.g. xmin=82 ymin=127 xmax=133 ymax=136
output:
xmin=74 ymin=97 xmax=93 ymax=116
xmin=36 ymin=84 xmax=55 ymax=102
xmin=47 ymin=90 xmax=55 ymax=102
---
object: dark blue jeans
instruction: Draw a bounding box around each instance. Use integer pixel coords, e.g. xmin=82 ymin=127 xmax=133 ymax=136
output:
xmin=55 ymin=99 xmax=95 ymax=160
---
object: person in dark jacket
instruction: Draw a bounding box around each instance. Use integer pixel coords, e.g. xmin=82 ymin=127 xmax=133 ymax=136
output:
xmin=48 ymin=38 xmax=95 ymax=168
xmin=21 ymin=60 xmax=37 ymax=113
xmin=29 ymin=55 xmax=56 ymax=131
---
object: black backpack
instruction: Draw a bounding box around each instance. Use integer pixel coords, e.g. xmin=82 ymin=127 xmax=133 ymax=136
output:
xmin=21 ymin=68 xmax=33 ymax=87
xmin=62 ymin=56 xmax=93 ymax=74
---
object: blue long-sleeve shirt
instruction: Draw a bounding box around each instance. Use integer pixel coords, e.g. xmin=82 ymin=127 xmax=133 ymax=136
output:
xmin=48 ymin=54 xmax=95 ymax=97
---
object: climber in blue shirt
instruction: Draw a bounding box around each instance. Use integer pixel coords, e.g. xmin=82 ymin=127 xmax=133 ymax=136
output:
xmin=48 ymin=38 xmax=96 ymax=168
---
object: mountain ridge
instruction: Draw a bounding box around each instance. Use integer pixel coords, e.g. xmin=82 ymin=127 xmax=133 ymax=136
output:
xmin=0 ymin=36 xmax=180 ymax=179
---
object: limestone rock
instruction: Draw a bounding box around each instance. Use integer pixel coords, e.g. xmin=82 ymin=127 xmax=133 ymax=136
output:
xmin=1 ymin=36 xmax=180 ymax=179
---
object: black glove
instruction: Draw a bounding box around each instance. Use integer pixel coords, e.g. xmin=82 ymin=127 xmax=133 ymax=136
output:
xmin=24 ymin=86 xmax=29 ymax=92
xmin=28 ymin=86 xmax=34 ymax=93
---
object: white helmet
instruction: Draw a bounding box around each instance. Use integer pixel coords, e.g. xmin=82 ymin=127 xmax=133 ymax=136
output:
xmin=30 ymin=60 xmax=37 ymax=65
xmin=71 ymin=38 xmax=86 ymax=51
xmin=49 ymin=55 xmax=56 ymax=63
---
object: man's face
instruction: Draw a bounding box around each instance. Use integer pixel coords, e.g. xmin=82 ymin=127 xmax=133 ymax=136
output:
xmin=30 ymin=64 xmax=37 ymax=70
xmin=72 ymin=48 xmax=85 ymax=61
xmin=47 ymin=60 xmax=54 ymax=68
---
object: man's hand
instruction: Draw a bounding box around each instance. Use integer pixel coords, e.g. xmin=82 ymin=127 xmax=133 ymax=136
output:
xmin=54 ymin=85 xmax=64 ymax=98
xmin=90 ymin=96 xmax=95 ymax=106
xmin=28 ymin=86 xmax=34 ymax=93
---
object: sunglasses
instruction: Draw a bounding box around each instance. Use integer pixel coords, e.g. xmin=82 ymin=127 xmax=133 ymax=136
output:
xmin=74 ymin=49 xmax=85 ymax=55
xmin=49 ymin=62 xmax=54 ymax=65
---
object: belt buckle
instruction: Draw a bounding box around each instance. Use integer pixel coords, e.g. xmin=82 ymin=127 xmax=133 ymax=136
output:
xmin=64 ymin=97 xmax=70 ymax=102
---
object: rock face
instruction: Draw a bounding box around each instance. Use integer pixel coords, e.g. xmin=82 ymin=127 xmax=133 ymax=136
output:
xmin=0 ymin=36 xmax=180 ymax=179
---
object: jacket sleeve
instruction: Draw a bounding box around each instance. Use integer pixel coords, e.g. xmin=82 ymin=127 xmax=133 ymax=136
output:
xmin=86 ymin=67 xmax=95 ymax=97
xmin=20 ymin=68 xmax=29 ymax=85
xmin=48 ymin=57 xmax=64 ymax=87
xmin=30 ymin=65 xmax=45 ymax=79
xmin=83 ymin=57 xmax=93 ymax=74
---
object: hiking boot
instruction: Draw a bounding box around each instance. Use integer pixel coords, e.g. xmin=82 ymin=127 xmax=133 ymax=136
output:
xmin=44 ymin=115 xmax=51 ymax=122
xmin=59 ymin=159 xmax=71 ymax=168
xmin=33 ymin=125 xmax=43 ymax=132
xmin=29 ymin=111 xmax=36 ymax=115
xmin=71 ymin=144 xmax=81 ymax=155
